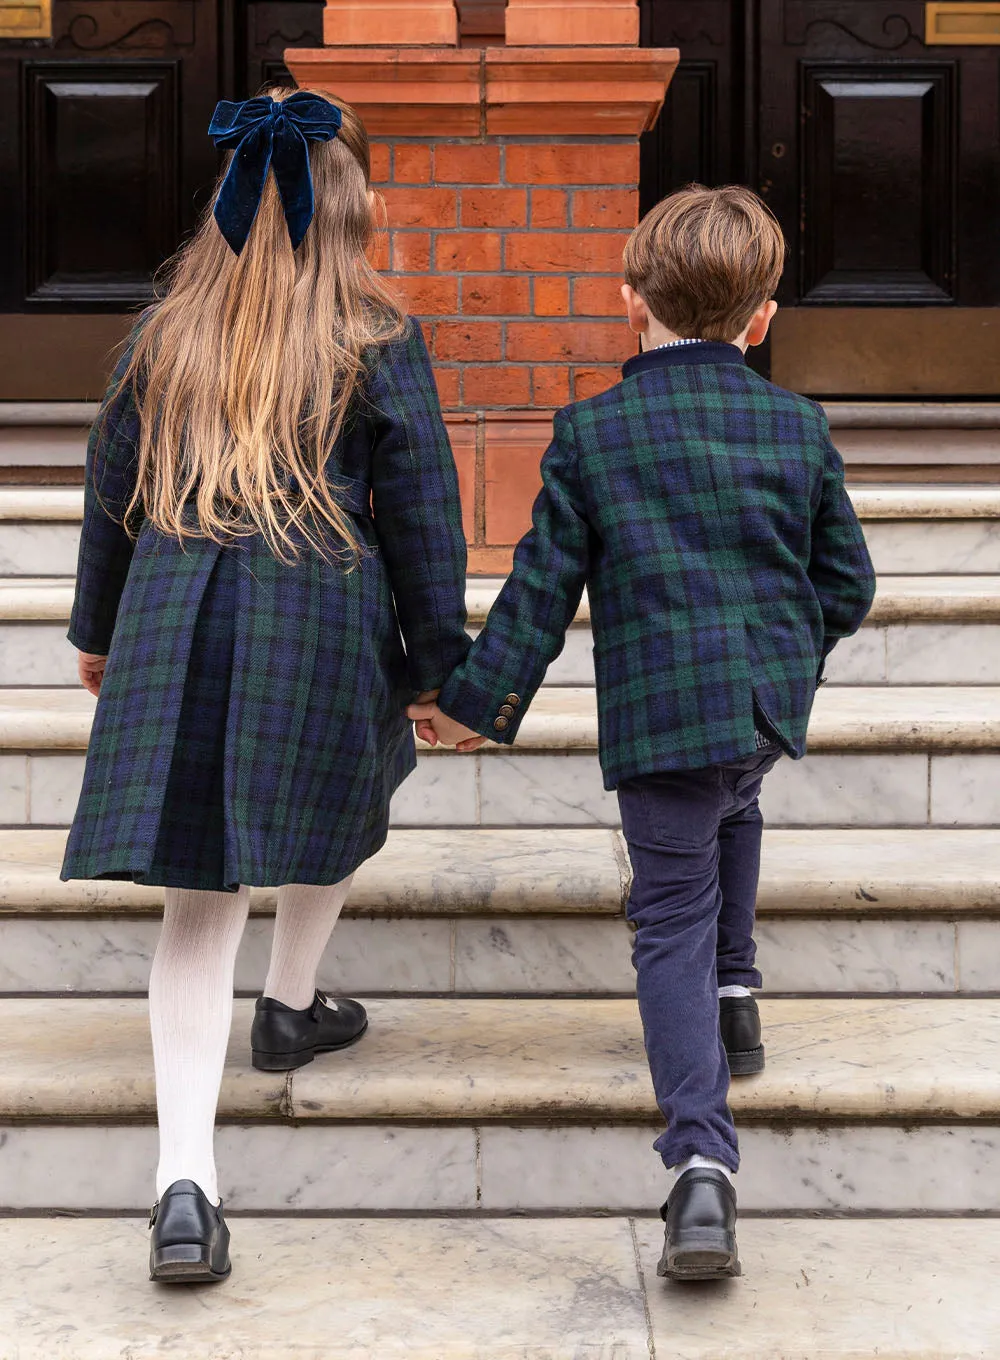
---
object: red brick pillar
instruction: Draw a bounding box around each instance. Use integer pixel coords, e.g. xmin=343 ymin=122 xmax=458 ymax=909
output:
xmin=287 ymin=4 xmax=677 ymax=574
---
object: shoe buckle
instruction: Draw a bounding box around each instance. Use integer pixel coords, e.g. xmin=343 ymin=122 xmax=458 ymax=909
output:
xmin=148 ymin=1201 xmax=159 ymax=1229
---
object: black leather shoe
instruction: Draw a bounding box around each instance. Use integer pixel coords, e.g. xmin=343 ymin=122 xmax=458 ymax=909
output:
xmin=720 ymin=995 xmax=765 ymax=1075
xmin=149 ymin=1179 xmax=231 ymax=1284
xmin=251 ymin=991 xmax=368 ymax=1071
xmin=658 ymin=1168 xmax=740 ymax=1281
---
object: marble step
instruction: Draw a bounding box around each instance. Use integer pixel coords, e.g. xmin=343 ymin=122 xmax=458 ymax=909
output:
xmin=4 ymin=688 xmax=1000 ymax=832
xmin=3 ymin=484 xmax=1000 ymax=576
xmin=8 ymin=575 xmax=1000 ymax=686
xmin=1 ymin=996 xmax=999 ymax=1214
xmin=1 ymin=1217 xmax=996 ymax=1360
xmin=1 ymin=828 xmax=998 ymax=996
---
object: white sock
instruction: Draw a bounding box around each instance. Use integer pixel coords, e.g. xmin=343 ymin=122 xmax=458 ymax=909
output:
xmin=263 ymin=876 xmax=355 ymax=1011
xmin=149 ymin=885 xmax=251 ymax=1203
xmin=671 ymin=1154 xmax=735 ymax=1184
xmin=718 ymin=984 xmax=753 ymax=998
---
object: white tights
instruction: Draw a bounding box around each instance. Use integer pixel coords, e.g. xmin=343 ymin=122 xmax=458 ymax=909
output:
xmin=149 ymin=877 xmax=353 ymax=1201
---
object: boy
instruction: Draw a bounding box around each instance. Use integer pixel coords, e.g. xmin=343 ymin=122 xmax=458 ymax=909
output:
xmin=409 ymin=185 xmax=876 ymax=1280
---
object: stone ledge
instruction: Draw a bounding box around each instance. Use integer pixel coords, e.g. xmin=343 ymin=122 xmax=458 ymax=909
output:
xmin=6 ymin=484 xmax=1000 ymax=523
xmin=0 ymin=827 xmax=626 ymax=916
xmin=0 ymin=995 xmax=996 ymax=1121
xmin=2 ymin=1216 xmax=997 ymax=1360
xmin=283 ymin=48 xmax=483 ymax=137
xmin=7 ymin=575 xmax=1000 ymax=625
xmin=3 ymin=685 xmax=1000 ymax=752
xmin=4 ymin=827 xmax=1000 ymax=918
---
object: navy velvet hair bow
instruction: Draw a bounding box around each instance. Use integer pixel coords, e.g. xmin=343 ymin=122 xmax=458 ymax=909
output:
xmin=208 ymin=92 xmax=343 ymax=255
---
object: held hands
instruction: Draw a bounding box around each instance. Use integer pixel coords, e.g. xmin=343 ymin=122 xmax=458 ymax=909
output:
xmin=407 ymin=697 xmax=486 ymax=753
xmin=77 ymin=651 xmax=108 ymax=697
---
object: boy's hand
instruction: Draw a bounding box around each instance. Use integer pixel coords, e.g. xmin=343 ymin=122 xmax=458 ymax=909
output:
xmin=406 ymin=701 xmax=486 ymax=752
xmin=78 ymin=651 xmax=107 ymax=697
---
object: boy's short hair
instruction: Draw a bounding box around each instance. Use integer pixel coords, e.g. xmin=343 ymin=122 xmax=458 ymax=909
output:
xmin=623 ymin=184 xmax=786 ymax=343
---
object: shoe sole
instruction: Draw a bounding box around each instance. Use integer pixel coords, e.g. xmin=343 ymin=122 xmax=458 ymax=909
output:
xmin=251 ymin=1019 xmax=369 ymax=1072
xmin=658 ymin=1231 xmax=741 ymax=1281
xmin=149 ymin=1244 xmax=231 ymax=1284
xmin=727 ymin=1044 xmax=765 ymax=1076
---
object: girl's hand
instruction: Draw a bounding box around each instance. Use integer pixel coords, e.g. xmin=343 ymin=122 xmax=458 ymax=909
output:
xmin=78 ymin=651 xmax=108 ymax=697
xmin=406 ymin=701 xmax=486 ymax=753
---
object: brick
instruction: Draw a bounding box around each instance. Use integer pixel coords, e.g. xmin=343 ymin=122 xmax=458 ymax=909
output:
xmin=506 ymin=320 xmax=629 ymax=363
xmin=506 ymin=232 xmax=630 ymax=273
xmin=463 ymin=365 xmax=532 ymax=407
xmin=436 ymin=232 xmax=502 ymax=272
xmin=532 ymin=366 xmax=571 ymax=406
xmin=506 ymin=144 xmax=639 ymax=186
xmin=394 ymin=144 xmax=432 ymax=183
xmin=434 ymin=366 xmax=461 ymax=409
xmin=462 ymin=275 xmax=531 ymax=316
xmin=505 ymin=0 xmax=639 ymax=45
xmin=572 ymin=188 xmax=639 ymax=230
xmin=533 ymin=277 xmax=569 ymax=316
xmin=370 ymin=142 xmax=391 ymax=184
xmin=434 ymin=144 xmax=501 ymax=184
xmin=574 ymin=366 xmax=621 ymax=400
xmin=461 ymin=189 xmax=528 ymax=229
xmin=394 ymin=275 xmax=460 ymax=316
xmin=392 ymin=233 xmax=432 ymax=272
xmin=434 ymin=320 xmax=503 ymax=362
xmin=469 ymin=546 xmax=515 ymax=575
xmin=382 ymin=187 xmax=457 ymax=229
xmin=368 ymin=233 xmax=391 ymax=272
xmin=531 ymin=189 xmax=568 ymax=228
xmin=573 ymin=276 xmax=625 ymax=317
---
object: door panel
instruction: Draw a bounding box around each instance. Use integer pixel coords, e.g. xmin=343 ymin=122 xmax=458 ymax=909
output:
xmin=24 ymin=62 xmax=179 ymax=305
xmin=800 ymin=63 xmax=956 ymax=304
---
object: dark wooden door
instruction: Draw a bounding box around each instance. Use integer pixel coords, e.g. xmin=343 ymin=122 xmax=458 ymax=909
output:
xmin=640 ymin=0 xmax=1000 ymax=396
xmin=0 ymin=0 xmax=323 ymax=397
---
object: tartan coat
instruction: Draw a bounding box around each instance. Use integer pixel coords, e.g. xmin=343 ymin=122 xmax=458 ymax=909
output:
xmin=61 ymin=318 xmax=470 ymax=891
xmin=438 ymin=341 xmax=876 ymax=789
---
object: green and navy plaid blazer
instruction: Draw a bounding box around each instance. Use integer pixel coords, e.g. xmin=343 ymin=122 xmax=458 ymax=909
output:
xmin=439 ymin=341 xmax=876 ymax=789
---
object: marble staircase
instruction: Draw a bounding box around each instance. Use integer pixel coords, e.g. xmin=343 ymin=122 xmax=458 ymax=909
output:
xmin=0 ymin=475 xmax=998 ymax=1354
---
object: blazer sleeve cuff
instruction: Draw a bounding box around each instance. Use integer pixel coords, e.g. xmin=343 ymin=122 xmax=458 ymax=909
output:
xmin=438 ymin=674 xmax=523 ymax=746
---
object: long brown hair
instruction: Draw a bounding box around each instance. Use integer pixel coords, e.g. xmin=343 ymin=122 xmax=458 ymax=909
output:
xmin=118 ymin=87 xmax=405 ymax=562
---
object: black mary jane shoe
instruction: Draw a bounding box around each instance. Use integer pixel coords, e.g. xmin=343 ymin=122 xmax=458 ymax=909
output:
xmin=719 ymin=995 xmax=765 ymax=1076
xmin=251 ymin=991 xmax=369 ymax=1072
xmin=149 ymin=1179 xmax=231 ymax=1284
xmin=658 ymin=1168 xmax=741 ymax=1282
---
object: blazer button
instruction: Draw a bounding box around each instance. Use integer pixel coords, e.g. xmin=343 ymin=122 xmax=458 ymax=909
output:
xmin=499 ymin=704 xmax=515 ymax=719
xmin=494 ymin=716 xmax=509 ymax=732
xmin=505 ymin=694 xmax=521 ymax=707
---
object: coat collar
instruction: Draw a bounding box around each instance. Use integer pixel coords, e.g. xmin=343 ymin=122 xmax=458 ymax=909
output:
xmin=622 ymin=341 xmax=746 ymax=380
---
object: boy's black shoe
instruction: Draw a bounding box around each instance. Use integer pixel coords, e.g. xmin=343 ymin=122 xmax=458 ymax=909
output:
xmin=251 ymin=991 xmax=368 ymax=1071
xmin=720 ymin=995 xmax=765 ymax=1075
xmin=658 ymin=1169 xmax=741 ymax=1281
xmin=149 ymin=1179 xmax=231 ymax=1283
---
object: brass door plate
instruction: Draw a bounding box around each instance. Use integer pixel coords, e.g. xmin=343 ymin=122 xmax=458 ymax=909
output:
xmin=0 ymin=0 xmax=51 ymax=38
xmin=926 ymin=2 xmax=1000 ymax=43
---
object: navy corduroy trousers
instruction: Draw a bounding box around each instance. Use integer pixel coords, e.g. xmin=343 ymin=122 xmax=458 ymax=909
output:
xmin=617 ymin=747 xmax=781 ymax=1173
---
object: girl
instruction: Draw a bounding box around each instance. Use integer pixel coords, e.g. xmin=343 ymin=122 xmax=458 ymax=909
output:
xmin=62 ymin=87 xmax=470 ymax=1284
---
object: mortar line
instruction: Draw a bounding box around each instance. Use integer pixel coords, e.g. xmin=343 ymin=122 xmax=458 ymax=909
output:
xmin=628 ymin=1216 xmax=656 ymax=1359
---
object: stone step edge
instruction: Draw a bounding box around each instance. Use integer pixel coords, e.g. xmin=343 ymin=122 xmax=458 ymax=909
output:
xmin=3 ymin=1217 xmax=995 ymax=1360
xmin=3 ymin=687 xmax=1000 ymax=753
xmin=4 ymin=826 xmax=1000 ymax=917
xmin=6 ymin=576 xmax=1000 ymax=626
xmin=4 ymin=484 xmax=1000 ymax=521
xmin=1 ymin=995 xmax=996 ymax=1123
